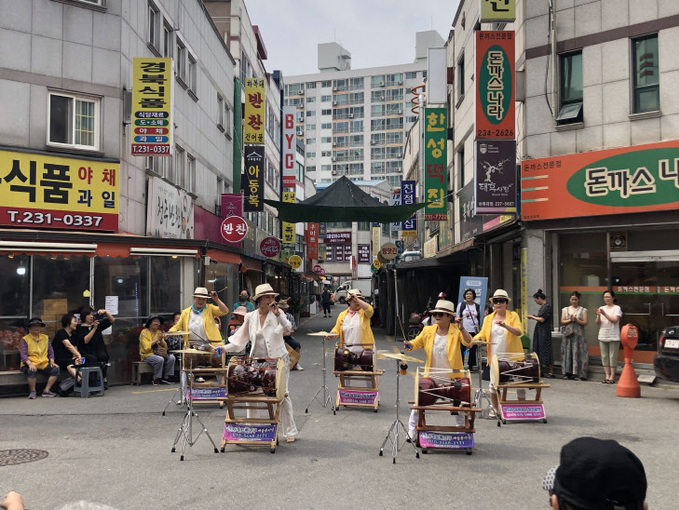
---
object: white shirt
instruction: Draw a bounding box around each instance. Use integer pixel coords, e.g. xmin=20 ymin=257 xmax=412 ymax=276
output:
xmin=188 ymin=308 xmax=207 ymax=344
xmin=432 ymin=332 xmax=452 ymax=370
xmin=457 ymin=302 xmax=480 ymax=333
xmin=598 ymin=305 xmax=623 ymax=342
xmin=491 ymin=321 xmax=509 ymax=356
xmin=343 ymin=311 xmax=363 ymax=353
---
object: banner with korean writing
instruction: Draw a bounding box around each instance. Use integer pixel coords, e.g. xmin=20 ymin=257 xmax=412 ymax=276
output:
xmin=372 ymin=225 xmax=381 ymax=257
xmin=282 ymin=106 xmax=296 ymax=187
xmin=131 ymin=57 xmax=173 ymax=156
xmin=221 ymin=193 xmax=243 ymax=219
xmin=424 ymin=108 xmax=448 ymax=221
xmin=244 ymin=78 xmax=265 ymax=144
xmin=390 ymin=188 xmax=401 ymax=231
xmin=146 ymin=177 xmax=194 ymax=238
xmin=325 ymin=245 xmax=334 ymax=262
xmin=475 ymin=140 xmax=517 ymax=214
xmin=521 ymin=140 xmax=679 ymax=221
xmin=325 ymin=231 xmax=352 ymax=244
xmin=476 ymin=31 xmax=515 ymax=139
xmin=357 ymin=244 xmax=371 ymax=264
xmin=281 ymin=191 xmax=296 ymax=244
xmin=306 ymin=222 xmax=319 ymax=260
xmin=0 ymin=149 xmax=119 ymax=231
xmin=244 ymin=146 xmax=264 ymax=212
xmin=480 ymin=0 xmax=516 ymax=23
xmin=401 ymin=180 xmax=417 ymax=236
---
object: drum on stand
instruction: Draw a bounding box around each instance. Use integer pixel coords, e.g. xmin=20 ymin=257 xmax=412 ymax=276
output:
xmin=333 ymin=347 xmax=375 ymax=372
xmin=490 ymin=352 xmax=541 ymax=387
xmin=417 ymin=376 xmax=472 ymax=407
xmin=226 ymin=356 xmax=287 ymax=401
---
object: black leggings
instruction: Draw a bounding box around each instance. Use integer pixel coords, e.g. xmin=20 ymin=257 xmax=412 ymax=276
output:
xmin=322 ymin=302 xmax=331 ymax=315
xmin=84 ymin=351 xmax=109 ymax=378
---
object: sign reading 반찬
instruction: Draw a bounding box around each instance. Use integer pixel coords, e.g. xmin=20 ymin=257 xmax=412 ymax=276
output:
xmin=521 ymin=140 xmax=679 ymax=221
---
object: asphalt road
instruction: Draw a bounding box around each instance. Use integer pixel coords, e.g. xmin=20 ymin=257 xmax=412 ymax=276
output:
xmin=1 ymin=310 xmax=678 ymax=509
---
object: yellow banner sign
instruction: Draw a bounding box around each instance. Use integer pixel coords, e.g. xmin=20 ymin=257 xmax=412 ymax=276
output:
xmin=244 ymin=78 xmax=266 ymax=144
xmin=288 ymin=255 xmax=302 ymax=269
xmin=0 ymin=149 xmax=119 ymax=231
xmin=282 ymin=191 xmax=296 ymax=244
xmin=131 ymin=57 xmax=173 ymax=156
xmin=480 ymin=0 xmax=516 ymax=23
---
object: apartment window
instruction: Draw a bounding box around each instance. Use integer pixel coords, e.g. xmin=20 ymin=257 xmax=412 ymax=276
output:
xmin=321 ymin=137 xmax=332 ymax=143
xmin=162 ymin=20 xmax=173 ymax=58
xmin=75 ymin=0 xmax=104 ymax=5
xmin=224 ymin=103 xmax=232 ymax=137
xmin=186 ymin=154 xmax=196 ymax=193
xmin=371 ymin=75 xmax=386 ymax=88
xmin=321 ymin=123 xmax=332 ymax=129
xmin=217 ymin=94 xmax=224 ymax=130
xmin=632 ymin=34 xmax=659 ymax=113
xmin=176 ymin=38 xmax=186 ymax=84
xmin=148 ymin=2 xmax=160 ymax=50
xmin=457 ymin=145 xmax=465 ymax=189
xmin=306 ymin=96 xmax=316 ymax=103
xmin=306 ymin=110 xmax=316 ymax=117
xmin=372 ymin=104 xmax=385 ymax=117
xmin=557 ymin=51 xmax=583 ymax=124
xmin=406 ymin=72 xmax=418 ymax=79
xmin=187 ymin=53 xmax=197 ymax=96
xmin=48 ymin=92 xmax=100 ymax=150
xmin=321 ymin=109 xmax=332 ymax=116
xmin=321 ymin=95 xmax=332 ymax=102
xmin=307 ymin=152 xmax=316 ymax=158
xmin=321 ymin=81 xmax=331 ymax=88
xmin=457 ymin=53 xmax=465 ymax=101
xmin=306 ymin=82 xmax=317 ymax=89
xmin=306 ymin=138 xmax=316 ymax=145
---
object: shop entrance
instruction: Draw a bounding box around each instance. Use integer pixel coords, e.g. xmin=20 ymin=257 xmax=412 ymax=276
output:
xmin=611 ymin=250 xmax=679 ymax=352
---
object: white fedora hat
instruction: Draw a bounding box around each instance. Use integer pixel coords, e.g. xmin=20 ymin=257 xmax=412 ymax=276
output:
xmin=430 ymin=299 xmax=456 ymax=316
xmin=193 ymin=287 xmax=210 ymax=298
xmin=252 ymin=283 xmax=279 ymax=301
xmin=490 ymin=289 xmax=512 ymax=303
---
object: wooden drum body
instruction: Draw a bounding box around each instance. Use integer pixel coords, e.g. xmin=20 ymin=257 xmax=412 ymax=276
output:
xmin=490 ymin=352 xmax=541 ymax=387
xmin=334 ymin=347 xmax=375 ymax=372
xmin=227 ymin=356 xmax=286 ymax=400
xmin=417 ymin=376 xmax=472 ymax=407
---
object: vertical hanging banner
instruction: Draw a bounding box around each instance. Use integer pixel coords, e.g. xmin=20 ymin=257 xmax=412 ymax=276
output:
xmin=233 ymin=78 xmax=243 ymax=192
xmin=281 ymin=191 xmax=296 ymax=244
xmin=479 ymin=0 xmax=516 ymax=23
xmin=372 ymin=223 xmax=381 ymax=257
xmin=424 ymin=108 xmax=448 ymax=221
xmin=390 ymin=187 xmax=401 ymax=232
xmin=244 ymin=78 xmax=265 ymax=144
xmin=131 ymin=57 xmax=173 ymax=156
xmin=221 ymin=193 xmax=243 ymax=218
xmin=282 ymin=106 xmax=297 ymax=187
xmin=474 ymin=140 xmax=517 ymax=214
xmin=306 ymin=222 xmax=319 ymax=260
xmin=243 ymin=146 xmax=264 ymax=212
xmin=476 ymin=31 xmax=515 ymax=139
xmin=401 ymin=180 xmax=417 ymax=237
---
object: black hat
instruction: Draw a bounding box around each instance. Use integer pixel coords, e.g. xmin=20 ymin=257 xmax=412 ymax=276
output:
xmin=27 ymin=317 xmax=46 ymax=328
xmin=543 ymin=437 xmax=647 ymax=510
xmin=145 ymin=316 xmax=165 ymax=329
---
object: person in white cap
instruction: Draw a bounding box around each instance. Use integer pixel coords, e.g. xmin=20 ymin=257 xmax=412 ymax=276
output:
xmin=222 ymin=283 xmax=298 ymax=443
xmin=473 ymin=289 xmax=524 ymax=418
xmin=403 ymin=299 xmax=472 ymax=441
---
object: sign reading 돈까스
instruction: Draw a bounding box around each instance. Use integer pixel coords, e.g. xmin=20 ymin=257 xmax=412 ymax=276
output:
xmin=0 ymin=149 xmax=119 ymax=231
xmin=244 ymin=78 xmax=265 ymax=144
xmin=424 ymin=108 xmax=448 ymax=221
xmin=131 ymin=57 xmax=173 ymax=156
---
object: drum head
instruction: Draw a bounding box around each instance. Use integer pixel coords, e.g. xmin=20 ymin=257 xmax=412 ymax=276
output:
xmin=530 ymin=352 xmax=541 ymax=380
xmin=490 ymin=354 xmax=499 ymax=388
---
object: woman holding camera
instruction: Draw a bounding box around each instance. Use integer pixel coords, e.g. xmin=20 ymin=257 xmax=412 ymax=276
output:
xmin=77 ymin=306 xmax=115 ymax=389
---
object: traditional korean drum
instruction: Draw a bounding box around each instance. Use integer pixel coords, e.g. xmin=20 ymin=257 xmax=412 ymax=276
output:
xmin=417 ymin=376 xmax=471 ymax=406
xmin=334 ymin=347 xmax=375 ymax=372
xmin=227 ymin=357 xmax=286 ymax=399
xmin=490 ymin=352 xmax=541 ymax=387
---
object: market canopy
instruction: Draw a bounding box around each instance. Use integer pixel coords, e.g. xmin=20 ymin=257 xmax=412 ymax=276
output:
xmin=263 ymin=176 xmax=426 ymax=223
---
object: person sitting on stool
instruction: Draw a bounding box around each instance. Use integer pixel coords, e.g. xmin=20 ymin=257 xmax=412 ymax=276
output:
xmin=139 ymin=315 xmax=176 ymax=385
xmin=20 ymin=317 xmax=60 ymax=398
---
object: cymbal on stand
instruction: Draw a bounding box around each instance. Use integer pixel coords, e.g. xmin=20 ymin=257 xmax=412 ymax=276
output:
xmin=377 ymin=351 xmax=424 ymax=363
xmin=307 ymin=331 xmax=339 ymax=337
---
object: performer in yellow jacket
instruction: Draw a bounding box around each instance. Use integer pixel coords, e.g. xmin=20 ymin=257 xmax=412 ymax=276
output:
xmin=327 ymin=289 xmax=375 ymax=351
xmin=403 ymin=299 xmax=472 ymax=441
xmin=473 ymin=289 xmax=524 ymax=417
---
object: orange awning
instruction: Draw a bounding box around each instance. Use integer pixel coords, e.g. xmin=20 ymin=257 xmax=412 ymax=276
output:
xmin=207 ymin=248 xmax=240 ymax=265
xmin=96 ymin=243 xmax=130 ymax=258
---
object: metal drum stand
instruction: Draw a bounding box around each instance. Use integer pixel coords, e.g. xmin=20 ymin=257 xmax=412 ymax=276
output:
xmin=304 ymin=331 xmax=337 ymax=414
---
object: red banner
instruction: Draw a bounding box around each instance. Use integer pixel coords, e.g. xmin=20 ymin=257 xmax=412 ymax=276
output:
xmin=306 ymin=222 xmax=318 ymax=260
xmin=476 ymin=31 xmax=515 ymax=139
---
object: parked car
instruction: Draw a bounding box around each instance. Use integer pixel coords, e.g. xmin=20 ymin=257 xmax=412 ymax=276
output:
xmin=654 ymin=326 xmax=679 ymax=382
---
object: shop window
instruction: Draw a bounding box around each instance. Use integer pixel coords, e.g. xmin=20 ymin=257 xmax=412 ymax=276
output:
xmin=150 ymin=257 xmax=181 ymax=314
xmin=557 ymin=51 xmax=583 ymax=124
xmin=632 ymin=34 xmax=659 ymax=113
xmin=48 ymin=92 xmax=100 ymax=150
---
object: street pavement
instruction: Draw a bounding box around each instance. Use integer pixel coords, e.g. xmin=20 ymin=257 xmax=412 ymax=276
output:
xmin=2 ymin=309 xmax=678 ymax=509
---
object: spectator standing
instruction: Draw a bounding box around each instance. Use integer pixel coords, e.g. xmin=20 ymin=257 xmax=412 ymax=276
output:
xmin=596 ymin=290 xmax=623 ymax=384
xmin=560 ymin=291 xmax=588 ymax=380
xmin=20 ymin=317 xmax=60 ymax=398
xmin=528 ymin=289 xmax=555 ymax=378
xmin=321 ymin=289 xmax=332 ymax=318
xmin=456 ymin=288 xmax=481 ymax=371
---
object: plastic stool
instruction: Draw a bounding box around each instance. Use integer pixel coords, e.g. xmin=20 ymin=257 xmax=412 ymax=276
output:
xmin=74 ymin=366 xmax=105 ymax=398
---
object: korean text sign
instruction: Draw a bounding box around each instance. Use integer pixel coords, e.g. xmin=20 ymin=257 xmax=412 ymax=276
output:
xmin=401 ymin=180 xmax=417 ymax=236
xmin=282 ymin=106 xmax=296 ymax=187
xmin=146 ymin=177 xmax=194 ymax=239
xmin=475 ymin=31 xmax=515 ymax=139
xmin=424 ymin=108 xmax=448 ymax=221
xmin=244 ymin=146 xmax=264 ymax=212
xmin=131 ymin=57 xmax=173 ymax=156
xmin=480 ymin=0 xmax=516 ymax=23
xmin=306 ymin=223 xmax=319 ymax=260
xmin=521 ymin=140 xmax=679 ymax=221
xmin=244 ymin=78 xmax=265 ymax=144
xmin=0 ymin=149 xmax=119 ymax=231
xmin=281 ymin=191 xmax=296 ymax=244
xmin=475 ymin=140 xmax=517 ymax=214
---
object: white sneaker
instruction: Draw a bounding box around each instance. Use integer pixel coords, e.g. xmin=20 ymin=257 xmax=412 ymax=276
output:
xmin=292 ymin=364 xmax=304 ymax=371
xmin=195 ymin=377 xmax=205 ymax=383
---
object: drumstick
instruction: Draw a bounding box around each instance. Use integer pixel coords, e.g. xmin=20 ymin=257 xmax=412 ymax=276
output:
xmin=215 ymin=285 xmax=228 ymax=293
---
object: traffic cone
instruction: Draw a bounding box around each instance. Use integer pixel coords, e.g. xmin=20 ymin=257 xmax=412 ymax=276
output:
xmin=616 ymin=357 xmax=640 ymax=398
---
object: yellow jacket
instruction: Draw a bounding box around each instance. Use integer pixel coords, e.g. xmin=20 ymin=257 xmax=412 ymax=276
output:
xmin=21 ymin=333 xmax=52 ymax=370
xmin=139 ymin=328 xmax=169 ymax=360
xmin=170 ymin=304 xmax=227 ymax=345
xmin=331 ymin=305 xmax=375 ymax=349
xmin=409 ymin=324 xmax=471 ymax=374
xmin=473 ymin=310 xmax=523 ymax=357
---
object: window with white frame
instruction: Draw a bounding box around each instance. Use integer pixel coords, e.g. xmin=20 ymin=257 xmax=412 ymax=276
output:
xmin=174 ymin=145 xmax=185 ymax=186
xmin=176 ymin=38 xmax=186 ymax=84
xmin=147 ymin=2 xmax=160 ymax=50
xmin=48 ymin=92 xmax=100 ymax=150
xmin=187 ymin=53 xmax=197 ymax=96
xmin=162 ymin=20 xmax=173 ymax=58
xmin=224 ymin=102 xmax=232 ymax=137
xmin=73 ymin=0 xmax=105 ymax=5
xmin=186 ymin=153 xmax=196 ymax=193
xmin=632 ymin=34 xmax=659 ymax=113
xmin=217 ymin=94 xmax=224 ymax=130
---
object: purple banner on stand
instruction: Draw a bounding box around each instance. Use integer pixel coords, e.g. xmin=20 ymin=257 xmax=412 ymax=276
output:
xmin=500 ymin=403 xmax=546 ymax=421
xmin=222 ymin=424 xmax=277 ymax=442
xmin=337 ymin=389 xmax=378 ymax=405
xmin=418 ymin=431 xmax=474 ymax=449
xmin=187 ymin=387 xmax=226 ymax=401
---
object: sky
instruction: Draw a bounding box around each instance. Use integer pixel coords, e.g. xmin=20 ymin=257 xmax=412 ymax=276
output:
xmin=243 ymin=0 xmax=461 ymax=77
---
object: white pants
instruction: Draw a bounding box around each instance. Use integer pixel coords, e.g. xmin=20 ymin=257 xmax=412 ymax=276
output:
xmin=408 ymin=409 xmax=418 ymax=437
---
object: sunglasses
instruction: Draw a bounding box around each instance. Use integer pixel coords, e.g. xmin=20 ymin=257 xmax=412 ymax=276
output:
xmin=431 ymin=312 xmax=449 ymax=318
xmin=492 ymin=298 xmax=508 ymax=304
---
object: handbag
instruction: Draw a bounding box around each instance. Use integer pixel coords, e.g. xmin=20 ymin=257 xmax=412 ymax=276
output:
xmin=563 ymin=323 xmax=575 ymax=337
xmin=154 ymin=345 xmax=168 ymax=360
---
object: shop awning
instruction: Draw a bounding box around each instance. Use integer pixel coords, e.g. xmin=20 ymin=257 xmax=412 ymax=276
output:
xmin=263 ymin=176 xmax=426 ymax=223
xmin=206 ymin=248 xmax=240 ymax=265
xmin=0 ymin=240 xmax=98 ymax=257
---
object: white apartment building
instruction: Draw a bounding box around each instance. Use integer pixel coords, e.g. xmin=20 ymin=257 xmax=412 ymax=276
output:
xmin=285 ymin=31 xmax=444 ymax=190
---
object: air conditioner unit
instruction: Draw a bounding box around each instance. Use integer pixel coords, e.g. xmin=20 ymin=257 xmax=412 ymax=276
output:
xmin=379 ymin=81 xmax=385 ymax=87
xmin=331 ymin=170 xmax=337 ymax=175
xmin=300 ymin=90 xmax=304 ymax=95
xmin=332 ymin=142 xmax=337 ymax=147
xmin=397 ymin=81 xmax=403 ymax=85
xmin=296 ymin=130 xmax=304 ymax=136
xmin=333 ymin=87 xmax=338 ymax=92
xmin=348 ymin=113 xmax=354 ymax=119
xmin=331 ymin=157 xmax=337 ymax=162
xmin=333 ymin=101 xmax=338 ymax=106
xmin=370 ymin=140 xmax=376 ymax=145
